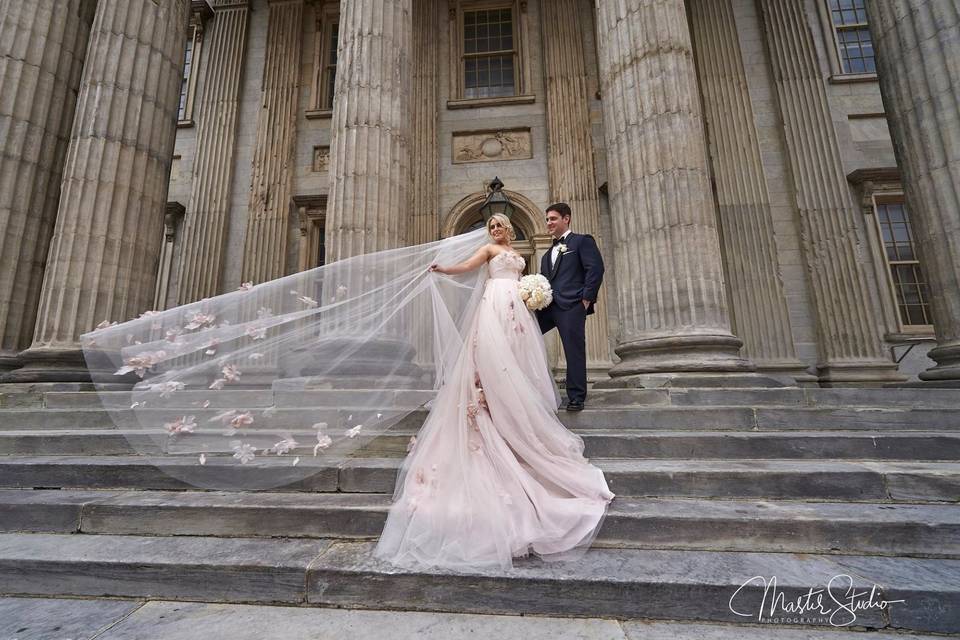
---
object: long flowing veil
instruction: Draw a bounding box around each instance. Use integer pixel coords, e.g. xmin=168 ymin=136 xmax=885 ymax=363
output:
xmin=81 ymin=228 xmax=491 ymax=490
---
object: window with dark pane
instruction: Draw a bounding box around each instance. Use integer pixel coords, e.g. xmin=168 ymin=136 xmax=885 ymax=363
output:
xmin=463 ymin=7 xmax=516 ymax=99
xmin=877 ymin=201 xmax=932 ymax=326
xmin=324 ymin=21 xmax=339 ymax=109
xmin=179 ymin=34 xmax=194 ymax=120
xmin=828 ymin=0 xmax=876 ymax=74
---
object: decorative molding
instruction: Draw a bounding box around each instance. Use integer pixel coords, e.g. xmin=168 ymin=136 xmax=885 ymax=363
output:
xmin=441 ymin=189 xmax=546 ymax=238
xmin=446 ymin=94 xmax=535 ymax=109
xmin=155 ymin=202 xmax=187 ymax=310
xmin=452 ymin=128 xmax=532 ymax=164
xmin=847 ymin=167 xmax=901 ymax=186
xmin=292 ymin=194 xmax=328 ymax=271
xmin=163 ymin=202 xmax=187 ymax=241
xmin=312 ymin=146 xmax=330 ymax=172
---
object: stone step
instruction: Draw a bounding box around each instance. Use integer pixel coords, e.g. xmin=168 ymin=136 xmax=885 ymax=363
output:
xmin=0 ymin=532 xmax=955 ymax=633
xmin=1 ymin=455 xmax=957 ymax=501
xmin=2 ymin=489 xmax=958 ymax=558
xmin=2 ymin=405 xmax=960 ymax=432
xmin=3 ymin=428 xmax=960 ymax=461
xmin=341 ymin=457 xmax=960 ymax=501
xmin=7 ymin=387 xmax=960 ymax=410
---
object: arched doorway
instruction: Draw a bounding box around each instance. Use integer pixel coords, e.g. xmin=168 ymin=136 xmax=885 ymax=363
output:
xmin=442 ymin=189 xmax=550 ymax=276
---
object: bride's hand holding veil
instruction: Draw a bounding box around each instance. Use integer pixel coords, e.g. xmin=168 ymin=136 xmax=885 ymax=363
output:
xmin=429 ymin=245 xmax=492 ymax=276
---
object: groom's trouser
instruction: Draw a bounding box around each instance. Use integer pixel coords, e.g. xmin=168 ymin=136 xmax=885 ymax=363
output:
xmin=538 ymin=304 xmax=587 ymax=404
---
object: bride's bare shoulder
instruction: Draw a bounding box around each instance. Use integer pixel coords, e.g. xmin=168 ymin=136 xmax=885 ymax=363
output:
xmin=487 ymin=246 xmax=516 ymax=262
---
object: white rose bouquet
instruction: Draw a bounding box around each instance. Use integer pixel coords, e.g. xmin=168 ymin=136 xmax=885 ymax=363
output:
xmin=518 ymin=274 xmax=553 ymax=311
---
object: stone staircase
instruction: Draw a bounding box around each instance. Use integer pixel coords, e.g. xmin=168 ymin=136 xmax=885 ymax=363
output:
xmin=0 ymin=384 xmax=958 ymax=635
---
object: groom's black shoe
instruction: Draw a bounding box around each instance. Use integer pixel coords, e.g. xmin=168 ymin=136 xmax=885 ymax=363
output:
xmin=565 ymin=401 xmax=584 ymax=412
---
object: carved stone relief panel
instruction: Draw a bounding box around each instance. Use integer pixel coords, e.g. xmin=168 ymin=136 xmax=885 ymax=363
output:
xmin=452 ymin=128 xmax=532 ymax=164
xmin=312 ymin=145 xmax=330 ymax=172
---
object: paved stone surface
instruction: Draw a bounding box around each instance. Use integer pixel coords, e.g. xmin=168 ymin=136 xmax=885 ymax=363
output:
xmin=622 ymin=619 xmax=947 ymax=639
xmin=0 ymin=596 xmax=953 ymax=639
xmin=0 ymin=596 xmax=142 ymax=640
xmin=91 ymin=600 xmax=627 ymax=640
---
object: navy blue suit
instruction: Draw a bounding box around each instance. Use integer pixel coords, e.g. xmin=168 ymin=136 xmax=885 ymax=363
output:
xmin=536 ymin=232 xmax=604 ymax=405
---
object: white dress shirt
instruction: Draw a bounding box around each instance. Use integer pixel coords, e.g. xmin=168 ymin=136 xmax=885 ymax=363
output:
xmin=550 ymin=229 xmax=572 ymax=268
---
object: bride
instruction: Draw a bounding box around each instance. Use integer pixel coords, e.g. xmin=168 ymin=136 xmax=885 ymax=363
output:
xmin=374 ymin=213 xmax=615 ymax=572
xmin=82 ymin=212 xmax=613 ymax=574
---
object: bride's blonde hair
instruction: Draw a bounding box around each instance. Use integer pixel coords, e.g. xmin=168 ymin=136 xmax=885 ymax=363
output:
xmin=486 ymin=213 xmax=517 ymax=241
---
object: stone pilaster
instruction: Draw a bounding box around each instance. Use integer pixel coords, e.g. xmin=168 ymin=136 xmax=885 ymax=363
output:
xmin=689 ymin=0 xmax=809 ymax=383
xmin=241 ymin=0 xmax=304 ymax=283
xmin=5 ymin=0 xmax=189 ymax=383
xmin=542 ymin=0 xmax=613 ymax=376
xmin=593 ymin=0 xmax=761 ymax=387
xmin=408 ymin=0 xmax=440 ymax=246
xmin=866 ymin=0 xmax=960 ymax=386
xmin=758 ymin=0 xmax=904 ymax=386
xmin=325 ymin=0 xmax=412 ymax=261
xmin=175 ymin=0 xmax=251 ymax=304
xmin=0 ymin=0 xmax=95 ymax=372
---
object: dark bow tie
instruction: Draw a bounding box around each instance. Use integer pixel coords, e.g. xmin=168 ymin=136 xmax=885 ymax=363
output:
xmin=552 ymin=237 xmax=563 ymax=246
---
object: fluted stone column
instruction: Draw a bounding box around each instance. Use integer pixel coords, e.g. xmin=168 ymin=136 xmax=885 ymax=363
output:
xmin=688 ymin=0 xmax=809 ymax=383
xmin=175 ymin=0 xmax=251 ymax=304
xmin=866 ymin=0 xmax=960 ymax=387
xmin=325 ymin=0 xmax=412 ymax=261
xmin=241 ymin=0 xmax=303 ymax=283
xmin=0 ymin=0 xmax=96 ymax=372
xmin=408 ymin=0 xmax=440 ymax=246
xmin=542 ymin=0 xmax=613 ymax=377
xmin=758 ymin=0 xmax=904 ymax=386
xmin=5 ymin=0 xmax=189 ymax=383
xmin=593 ymin=0 xmax=763 ymax=388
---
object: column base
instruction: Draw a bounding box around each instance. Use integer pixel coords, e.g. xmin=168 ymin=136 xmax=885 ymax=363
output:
xmin=0 ymin=351 xmax=22 ymax=374
xmin=815 ymin=360 xmax=908 ymax=388
xmin=753 ymin=359 xmax=820 ymax=387
xmin=916 ymin=342 xmax=960 ymax=386
xmin=607 ymin=333 xmax=755 ymax=376
xmin=595 ymin=371 xmax=788 ymax=389
xmin=0 ymin=346 xmax=123 ymax=385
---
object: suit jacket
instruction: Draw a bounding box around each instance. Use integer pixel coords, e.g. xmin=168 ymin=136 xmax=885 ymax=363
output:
xmin=540 ymin=232 xmax=604 ymax=315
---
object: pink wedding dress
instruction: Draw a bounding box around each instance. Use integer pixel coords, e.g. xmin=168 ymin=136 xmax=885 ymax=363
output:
xmin=374 ymin=250 xmax=615 ymax=571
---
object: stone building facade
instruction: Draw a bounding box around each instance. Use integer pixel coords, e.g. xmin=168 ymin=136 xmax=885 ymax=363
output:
xmin=0 ymin=0 xmax=958 ymax=388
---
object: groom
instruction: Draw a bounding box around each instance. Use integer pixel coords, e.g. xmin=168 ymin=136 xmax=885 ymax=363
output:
xmin=536 ymin=203 xmax=604 ymax=411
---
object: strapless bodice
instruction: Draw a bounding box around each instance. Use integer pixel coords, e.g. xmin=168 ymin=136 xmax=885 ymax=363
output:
xmin=487 ymin=251 xmax=525 ymax=280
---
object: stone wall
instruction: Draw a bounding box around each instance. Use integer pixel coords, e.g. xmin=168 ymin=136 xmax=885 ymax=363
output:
xmin=156 ymin=0 xmax=931 ymax=381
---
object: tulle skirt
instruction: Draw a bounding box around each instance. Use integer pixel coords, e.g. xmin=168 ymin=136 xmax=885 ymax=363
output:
xmin=373 ymin=277 xmax=615 ymax=572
